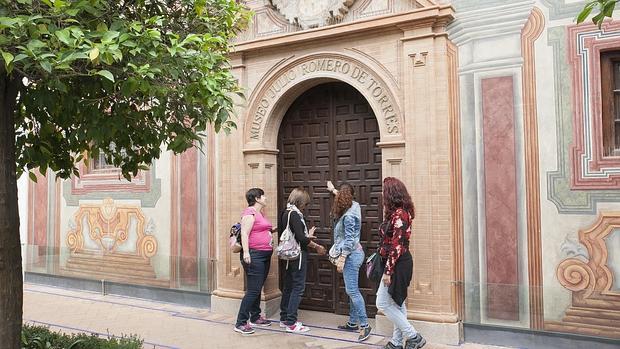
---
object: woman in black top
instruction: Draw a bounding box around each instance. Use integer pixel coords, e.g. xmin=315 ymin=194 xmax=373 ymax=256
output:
xmin=278 ymin=187 xmax=326 ymax=333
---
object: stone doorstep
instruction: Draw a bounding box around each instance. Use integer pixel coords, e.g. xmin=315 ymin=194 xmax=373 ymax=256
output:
xmin=212 ymin=294 xmax=462 ymax=346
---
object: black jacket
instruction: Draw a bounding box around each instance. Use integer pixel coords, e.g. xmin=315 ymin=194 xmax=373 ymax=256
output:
xmin=388 ymin=250 xmax=413 ymax=307
xmin=278 ymin=209 xmax=311 ymax=251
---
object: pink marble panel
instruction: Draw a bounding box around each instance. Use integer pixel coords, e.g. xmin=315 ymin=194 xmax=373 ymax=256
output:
xmin=180 ymin=148 xmax=198 ymax=286
xmin=482 ymin=76 xmax=520 ymax=321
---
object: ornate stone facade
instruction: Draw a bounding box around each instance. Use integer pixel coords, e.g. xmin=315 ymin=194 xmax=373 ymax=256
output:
xmin=21 ymin=0 xmax=620 ymax=346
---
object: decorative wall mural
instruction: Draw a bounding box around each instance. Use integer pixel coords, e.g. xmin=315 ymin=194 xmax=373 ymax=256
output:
xmin=271 ymin=0 xmax=355 ymax=29
xmin=546 ymin=26 xmax=620 ymax=214
xmin=567 ymin=23 xmax=620 ymax=190
xmin=546 ymin=212 xmax=620 ymax=339
xmin=67 ymin=198 xmax=157 ymax=257
xmin=63 ymin=198 xmax=167 ymax=287
xmin=63 ymin=164 xmax=162 ymax=207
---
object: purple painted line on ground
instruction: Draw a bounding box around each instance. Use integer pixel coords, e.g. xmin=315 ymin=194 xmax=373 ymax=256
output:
xmin=24 ymin=319 xmax=180 ymax=349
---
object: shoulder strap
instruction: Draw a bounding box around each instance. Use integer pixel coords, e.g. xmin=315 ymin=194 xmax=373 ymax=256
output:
xmin=285 ymin=210 xmax=293 ymax=231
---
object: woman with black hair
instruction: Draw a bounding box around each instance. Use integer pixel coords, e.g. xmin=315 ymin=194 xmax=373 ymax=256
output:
xmin=234 ymin=188 xmax=277 ymax=335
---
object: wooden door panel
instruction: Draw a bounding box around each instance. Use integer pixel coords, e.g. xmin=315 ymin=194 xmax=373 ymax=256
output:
xmin=332 ymin=84 xmax=382 ymax=317
xmin=278 ymin=82 xmax=381 ymax=316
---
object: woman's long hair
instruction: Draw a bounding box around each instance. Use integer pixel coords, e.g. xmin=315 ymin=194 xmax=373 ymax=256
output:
xmin=331 ymin=183 xmax=354 ymax=219
xmin=382 ymin=177 xmax=414 ymax=220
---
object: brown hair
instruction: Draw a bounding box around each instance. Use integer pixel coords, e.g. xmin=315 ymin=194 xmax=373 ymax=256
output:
xmin=331 ymin=183 xmax=354 ymax=218
xmin=287 ymin=187 xmax=311 ymax=209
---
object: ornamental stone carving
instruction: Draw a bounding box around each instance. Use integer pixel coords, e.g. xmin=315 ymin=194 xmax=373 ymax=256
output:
xmin=270 ymin=0 xmax=355 ymax=29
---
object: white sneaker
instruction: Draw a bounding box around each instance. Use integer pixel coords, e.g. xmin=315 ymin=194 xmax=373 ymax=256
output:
xmin=279 ymin=322 xmax=288 ymax=328
xmin=286 ymin=322 xmax=310 ymax=333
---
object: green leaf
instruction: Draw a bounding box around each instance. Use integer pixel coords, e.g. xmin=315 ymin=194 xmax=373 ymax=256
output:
xmin=147 ymin=29 xmax=161 ymax=40
xmin=576 ymin=6 xmax=594 ymax=23
xmin=37 ymin=24 xmax=49 ymax=34
xmin=39 ymin=163 xmax=47 ymax=176
xmin=66 ymin=8 xmax=80 ymax=16
xmin=28 ymin=172 xmax=38 ymax=183
xmin=0 ymin=17 xmax=20 ymax=29
xmin=13 ymin=53 xmax=28 ymax=62
xmin=96 ymin=69 xmax=114 ymax=82
xmin=96 ymin=22 xmax=108 ymax=32
xmin=102 ymin=31 xmax=120 ymax=43
xmin=26 ymin=39 xmax=46 ymax=52
xmin=603 ymin=0 xmax=617 ymax=17
xmin=89 ymin=47 xmax=99 ymax=61
xmin=40 ymin=61 xmax=52 ymax=73
xmin=1 ymin=51 xmax=14 ymax=69
xmin=55 ymin=29 xmax=72 ymax=45
xmin=593 ymin=12 xmax=606 ymax=27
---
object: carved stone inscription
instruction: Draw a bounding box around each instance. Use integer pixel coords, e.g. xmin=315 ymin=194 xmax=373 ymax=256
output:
xmin=249 ymin=57 xmax=400 ymax=140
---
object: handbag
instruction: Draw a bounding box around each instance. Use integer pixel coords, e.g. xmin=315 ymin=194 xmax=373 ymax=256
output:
xmin=365 ymin=252 xmax=384 ymax=282
xmin=276 ymin=210 xmax=301 ymax=261
xmin=229 ymin=223 xmax=242 ymax=253
xmin=328 ymin=245 xmax=341 ymax=266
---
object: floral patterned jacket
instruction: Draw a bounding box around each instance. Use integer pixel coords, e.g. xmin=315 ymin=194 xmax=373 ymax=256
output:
xmin=378 ymin=208 xmax=412 ymax=276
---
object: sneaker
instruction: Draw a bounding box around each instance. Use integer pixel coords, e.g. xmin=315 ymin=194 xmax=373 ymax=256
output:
xmin=249 ymin=315 xmax=272 ymax=327
xmin=404 ymin=334 xmax=426 ymax=349
xmin=358 ymin=325 xmax=372 ymax=342
xmin=233 ymin=324 xmax=255 ymax=335
xmin=383 ymin=342 xmax=403 ymax=349
xmin=337 ymin=322 xmax=359 ymax=331
xmin=286 ymin=322 xmax=310 ymax=333
xmin=279 ymin=321 xmax=288 ymax=328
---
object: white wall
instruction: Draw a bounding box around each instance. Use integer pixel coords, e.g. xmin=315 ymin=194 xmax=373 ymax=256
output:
xmin=18 ymin=174 xmax=28 ymax=274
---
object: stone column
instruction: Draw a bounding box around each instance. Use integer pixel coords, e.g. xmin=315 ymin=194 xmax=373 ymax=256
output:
xmin=242 ymin=149 xmax=282 ymax=316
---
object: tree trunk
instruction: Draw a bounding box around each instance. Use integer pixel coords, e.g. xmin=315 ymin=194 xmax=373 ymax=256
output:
xmin=0 ymin=72 xmax=22 ymax=349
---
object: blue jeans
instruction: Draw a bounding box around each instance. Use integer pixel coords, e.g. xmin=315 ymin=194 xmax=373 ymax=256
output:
xmin=235 ymin=249 xmax=272 ymax=327
xmin=280 ymin=251 xmax=308 ymax=326
xmin=376 ymin=281 xmax=418 ymax=345
xmin=343 ymin=248 xmax=368 ymax=327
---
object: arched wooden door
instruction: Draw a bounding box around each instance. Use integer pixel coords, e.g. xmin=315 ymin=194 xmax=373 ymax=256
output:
xmin=277 ymin=82 xmax=382 ymax=317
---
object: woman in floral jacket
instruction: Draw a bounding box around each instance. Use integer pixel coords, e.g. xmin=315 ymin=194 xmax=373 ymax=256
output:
xmin=377 ymin=177 xmax=426 ymax=349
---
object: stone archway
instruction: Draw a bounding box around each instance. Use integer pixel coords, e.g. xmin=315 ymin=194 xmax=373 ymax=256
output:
xmin=235 ymin=53 xmax=408 ymax=315
xmin=242 ymin=52 xmax=406 ymax=149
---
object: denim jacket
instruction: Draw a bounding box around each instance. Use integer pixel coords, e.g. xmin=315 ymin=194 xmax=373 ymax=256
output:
xmin=332 ymin=201 xmax=362 ymax=257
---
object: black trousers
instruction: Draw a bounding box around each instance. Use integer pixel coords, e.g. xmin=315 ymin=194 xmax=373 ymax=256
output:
xmin=279 ymin=251 xmax=308 ymax=326
xmin=235 ymin=249 xmax=272 ymax=327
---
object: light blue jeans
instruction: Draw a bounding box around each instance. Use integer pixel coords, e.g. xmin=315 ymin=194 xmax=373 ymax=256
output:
xmin=376 ymin=281 xmax=418 ymax=346
xmin=343 ymin=248 xmax=368 ymax=327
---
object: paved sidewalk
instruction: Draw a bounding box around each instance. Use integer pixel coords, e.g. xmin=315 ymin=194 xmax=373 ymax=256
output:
xmin=24 ymin=283 xmax=512 ymax=349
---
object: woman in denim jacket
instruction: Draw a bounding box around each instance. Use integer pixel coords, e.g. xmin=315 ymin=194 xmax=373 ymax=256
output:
xmin=328 ymin=182 xmax=372 ymax=342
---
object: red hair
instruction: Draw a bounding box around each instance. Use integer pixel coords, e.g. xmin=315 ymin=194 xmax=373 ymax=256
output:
xmin=382 ymin=177 xmax=414 ymax=219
